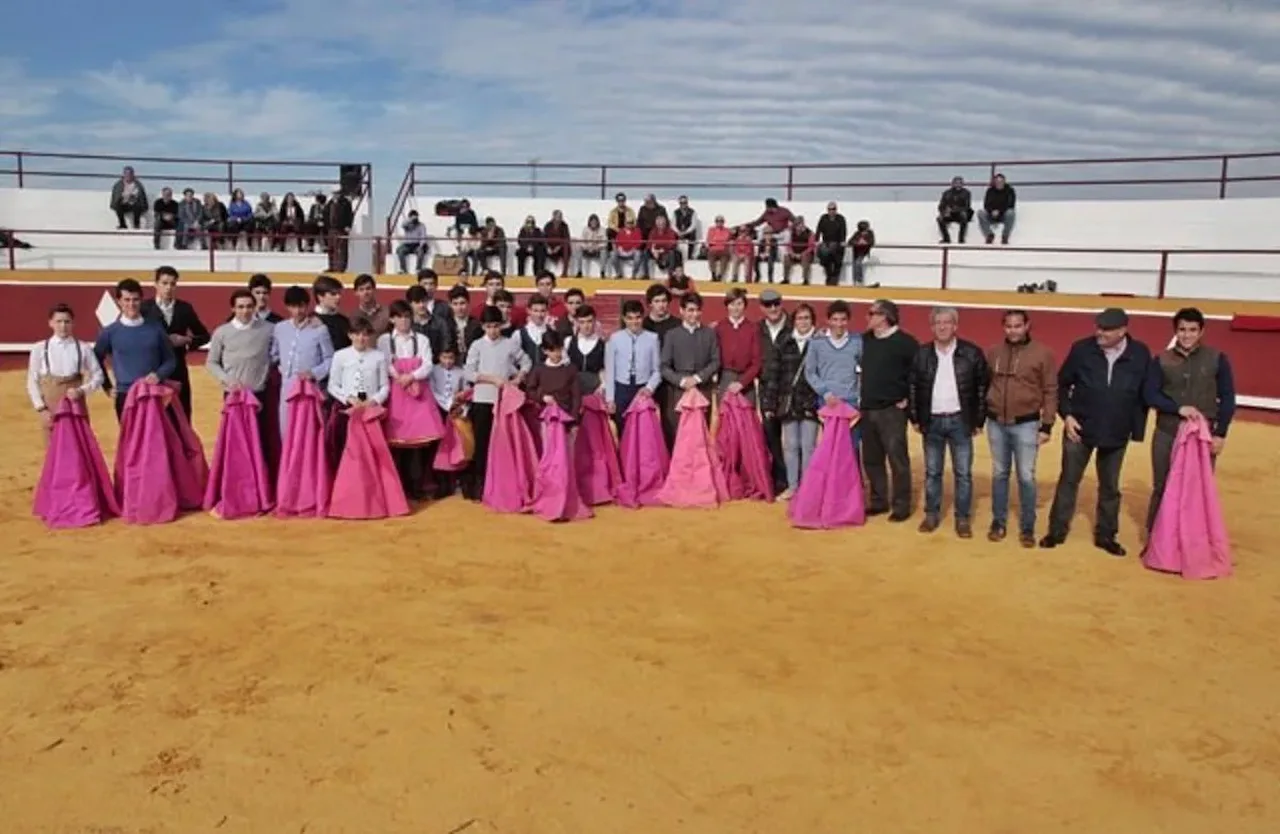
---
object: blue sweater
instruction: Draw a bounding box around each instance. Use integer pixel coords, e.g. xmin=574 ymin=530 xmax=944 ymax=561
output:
xmin=804 ymin=333 xmax=863 ymax=407
xmin=94 ymin=319 xmax=176 ymax=393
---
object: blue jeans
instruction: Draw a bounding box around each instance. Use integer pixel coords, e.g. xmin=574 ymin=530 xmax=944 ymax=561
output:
xmin=978 ymin=208 xmax=1017 ymax=241
xmin=781 ymin=419 xmax=820 ymax=491
xmin=923 ymin=414 xmax=974 ymax=520
xmin=987 ymin=421 xmax=1040 ymax=535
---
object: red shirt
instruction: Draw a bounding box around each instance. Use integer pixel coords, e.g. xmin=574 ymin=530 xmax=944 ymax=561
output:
xmin=706 ymin=225 xmax=732 ymax=254
xmin=716 ymin=317 xmax=762 ymax=387
xmin=471 ymin=299 xmax=527 ymax=327
xmin=648 ymin=226 xmax=678 ymax=252
xmin=732 ymin=235 xmax=755 ymax=259
xmin=536 ymin=294 xmax=568 ymax=321
xmin=615 ymin=226 xmax=643 ymax=253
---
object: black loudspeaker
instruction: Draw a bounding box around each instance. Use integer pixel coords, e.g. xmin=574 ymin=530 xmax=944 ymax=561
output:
xmin=339 ymin=164 xmax=363 ymax=197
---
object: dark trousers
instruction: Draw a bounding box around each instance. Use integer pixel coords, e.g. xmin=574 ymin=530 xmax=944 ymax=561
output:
xmin=153 ymin=217 xmax=178 ymax=249
xmin=466 ymin=402 xmax=496 ymax=500
xmin=936 ymin=210 xmax=973 ymax=243
xmin=393 ymin=446 xmax=433 ymax=500
xmin=817 ymin=243 xmax=845 ymax=286
xmin=114 ymin=392 xmax=127 ymax=421
xmin=172 ymin=362 xmax=194 ymax=418
xmin=655 ymin=384 xmax=678 ymax=450
xmin=115 ymin=206 xmax=144 ymax=229
xmin=326 ymin=231 xmax=349 ymax=272
xmin=762 ymin=414 xmax=787 ymax=492
xmin=479 ymin=245 xmax=507 ymax=274
xmin=516 ymin=246 xmax=545 ymax=276
xmin=862 ymin=405 xmax=912 ymax=516
xmin=612 ymin=381 xmax=645 ymax=434
xmin=1047 ymin=439 xmax=1127 ymax=542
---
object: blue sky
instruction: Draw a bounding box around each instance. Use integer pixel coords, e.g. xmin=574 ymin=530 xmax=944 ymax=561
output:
xmin=1 ymin=0 xmax=1278 ymax=201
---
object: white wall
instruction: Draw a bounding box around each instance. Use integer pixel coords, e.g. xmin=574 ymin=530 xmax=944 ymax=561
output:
xmin=389 ymin=194 xmax=1280 ymax=299
xmin=0 ymin=187 xmax=375 ymax=274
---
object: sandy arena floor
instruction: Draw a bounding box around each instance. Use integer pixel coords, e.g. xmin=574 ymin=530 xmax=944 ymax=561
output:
xmin=1 ymin=371 xmax=1278 ymax=833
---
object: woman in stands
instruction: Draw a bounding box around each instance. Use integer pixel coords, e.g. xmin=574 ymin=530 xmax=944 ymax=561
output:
xmin=277 ymin=193 xmax=306 ymax=252
xmin=226 ymin=189 xmax=254 ymax=250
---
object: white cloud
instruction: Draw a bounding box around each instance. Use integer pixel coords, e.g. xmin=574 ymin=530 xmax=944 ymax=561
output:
xmin=2 ymin=0 xmax=1278 ymax=201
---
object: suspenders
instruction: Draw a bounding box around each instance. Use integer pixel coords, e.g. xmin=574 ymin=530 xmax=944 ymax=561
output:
xmin=42 ymin=339 xmax=82 ymax=377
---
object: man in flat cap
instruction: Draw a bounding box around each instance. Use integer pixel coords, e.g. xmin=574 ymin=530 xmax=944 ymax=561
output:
xmin=1041 ymin=308 xmax=1152 ymax=556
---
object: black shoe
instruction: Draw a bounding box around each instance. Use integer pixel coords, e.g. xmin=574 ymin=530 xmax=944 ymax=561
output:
xmin=887 ymin=511 xmax=911 ymax=523
xmin=866 ymin=506 xmax=889 ymax=517
xmin=1095 ymin=539 xmax=1127 ymax=557
xmin=1039 ymin=534 xmax=1064 ymax=549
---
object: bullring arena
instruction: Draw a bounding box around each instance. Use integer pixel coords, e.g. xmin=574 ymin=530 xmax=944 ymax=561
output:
xmin=3 ymin=150 xmax=1280 ymax=833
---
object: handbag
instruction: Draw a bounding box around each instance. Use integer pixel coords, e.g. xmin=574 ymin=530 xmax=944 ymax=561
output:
xmin=776 ymin=343 xmax=810 ymax=417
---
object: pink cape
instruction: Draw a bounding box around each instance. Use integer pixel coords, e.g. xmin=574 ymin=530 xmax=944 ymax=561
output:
xmin=33 ymin=396 xmax=120 ymax=529
xmin=716 ymin=391 xmax=775 ymax=502
xmin=275 ymin=377 xmax=332 ymax=518
xmin=433 ymin=415 xmax=470 ymax=472
xmin=616 ymin=394 xmax=670 ymax=508
xmin=203 ymin=388 xmax=273 ymax=520
xmin=386 ymin=356 xmax=446 ymax=446
xmin=574 ymin=393 xmax=624 ymax=505
xmin=114 ymin=381 xmax=209 ymax=525
xmin=788 ymin=402 xmax=867 ymax=530
xmin=529 ymin=403 xmax=593 ymax=522
xmin=328 ymin=404 xmax=410 ymax=519
xmin=1142 ymin=418 xmax=1232 ymax=579
xmin=482 ymin=383 xmax=539 ymax=513
xmin=656 ymin=388 xmax=730 ymax=509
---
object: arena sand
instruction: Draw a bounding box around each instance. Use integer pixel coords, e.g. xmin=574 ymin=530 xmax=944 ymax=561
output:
xmin=1 ymin=372 xmax=1279 ymax=834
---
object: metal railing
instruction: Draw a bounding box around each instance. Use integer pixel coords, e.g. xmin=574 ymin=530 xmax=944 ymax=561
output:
xmin=9 ymin=228 xmax=1279 ymax=301
xmin=0 ymin=149 xmax=374 ymax=214
xmin=387 ymin=150 xmax=1280 ymax=241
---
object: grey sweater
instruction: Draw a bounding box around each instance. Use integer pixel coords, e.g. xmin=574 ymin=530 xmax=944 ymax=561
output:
xmin=207 ymin=319 xmax=274 ymax=391
xmin=464 ymin=334 xmax=532 ymax=404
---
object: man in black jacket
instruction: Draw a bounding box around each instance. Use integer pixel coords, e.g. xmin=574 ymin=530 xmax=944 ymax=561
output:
xmin=140 ymin=265 xmax=210 ymax=418
xmin=936 ymin=176 xmax=973 ymax=244
xmin=907 ymin=306 xmax=989 ymax=537
xmin=861 ymin=299 xmax=919 ymax=520
xmin=756 ymin=288 xmax=790 ymax=493
xmin=814 ymin=202 xmax=848 ymax=286
xmin=978 ymin=174 xmax=1017 ymax=244
xmin=1041 ymin=308 xmax=1151 ymax=556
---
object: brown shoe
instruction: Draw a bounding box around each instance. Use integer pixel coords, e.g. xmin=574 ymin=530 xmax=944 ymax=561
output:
xmin=1020 ymin=533 xmax=1036 ymax=549
xmin=918 ymin=515 xmax=940 ymax=533
xmin=987 ymin=524 xmax=1006 ymax=542
xmin=956 ymin=520 xmax=973 ymax=539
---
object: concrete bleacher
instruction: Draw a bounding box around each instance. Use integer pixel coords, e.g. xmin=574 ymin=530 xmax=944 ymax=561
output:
xmin=388 ymin=194 xmax=1280 ymax=301
xmin=0 ymin=187 xmax=376 ymax=275
xmin=3 ymin=183 xmax=1279 ymax=301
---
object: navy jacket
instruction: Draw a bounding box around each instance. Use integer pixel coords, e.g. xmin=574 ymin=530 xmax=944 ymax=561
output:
xmin=1056 ymin=336 xmax=1151 ymax=448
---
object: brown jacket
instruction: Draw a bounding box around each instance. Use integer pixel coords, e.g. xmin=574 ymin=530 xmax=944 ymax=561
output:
xmin=985 ymin=338 xmax=1057 ymax=427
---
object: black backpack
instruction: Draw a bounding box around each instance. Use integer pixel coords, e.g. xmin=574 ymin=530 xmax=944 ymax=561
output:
xmin=434 ymin=199 xmax=469 ymax=217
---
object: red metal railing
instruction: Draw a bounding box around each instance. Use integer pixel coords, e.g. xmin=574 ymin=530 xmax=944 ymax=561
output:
xmin=387 ymin=150 xmax=1280 ymax=240
xmin=9 ymin=228 xmax=1279 ymax=302
xmin=0 ymin=150 xmax=374 ymax=215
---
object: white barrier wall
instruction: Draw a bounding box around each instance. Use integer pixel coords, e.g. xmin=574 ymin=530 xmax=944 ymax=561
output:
xmin=2 ymin=185 xmax=1278 ymax=300
xmin=0 ymin=187 xmax=376 ymax=275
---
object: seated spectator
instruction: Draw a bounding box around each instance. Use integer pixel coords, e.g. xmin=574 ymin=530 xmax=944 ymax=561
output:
xmin=516 ymin=215 xmax=546 ymax=276
xmin=667 ymin=266 xmax=696 ymax=303
xmin=451 ymin=199 xmax=479 ymax=241
xmin=937 ymin=176 xmax=973 ymax=244
xmin=849 ymin=220 xmax=876 ymax=286
xmin=226 ymin=189 xmax=254 ymax=248
xmin=607 ymin=192 xmax=635 ymax=254
xmin=646 ymin=215 xmax=681 ymax=278
xmin=277 ymin=192 xmax=305 ymax=251
xmin=176 ymin=188 xmax=203 ymax=250
xmin=705 ymin=215 xmax=732 ymax=282
xmin=783 ymin=216 xmax=815 ymax=285
xmin=577 ymin=214 xmax=606 ymax=278
xmin=478 ymin=217 xmax=508 ymax=275
xmin=544 ymin=210 xmax=572 ymax=277
xmin=755 ymin=228 xmax=779 ymax=284
xmin=459 ymin=228 xmax=481 ymax=276
xmin=815 ymin=201 xmax=848 ymax=286
xmin=253 ymin=192 xmax=278 ymax=251
xmin=636 ymin=194 xmax=668 ymax=238
xmin=152 ymin=187 xmax=179 ymax=250
xmin=978 ymin=174 xmax=1017 ymax=244
xmin=396 ymin=209 xmax=430 ymax=273
xmin=612 ymin=217 xmax=644 ymax=279
xmin=109 ymin=166 xmax=148 ymax=230
xmin=306 ymin=194 xmax=328 ymax=252
xmin=729 ymin=226 xmax=755 ymax=283
xmin=673 ymin=195 xmax=701 ymax=260
xmin=747 ymin=197 xmax=794 ymax=249
xmin=200 ymin=192 xmax=228 ymax=249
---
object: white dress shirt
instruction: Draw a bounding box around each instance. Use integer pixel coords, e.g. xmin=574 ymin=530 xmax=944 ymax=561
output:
xmin=376 ymin=331 xmax=433 ymax=380
xmin=327 ymin=346 xmax=390 ymax=405
xmin=931 ymin=340 xmax=961 ymax=414
xmin=27 ymin=336 xmax=106 ymax=410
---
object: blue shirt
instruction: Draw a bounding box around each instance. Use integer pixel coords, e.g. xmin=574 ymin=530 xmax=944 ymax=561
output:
xmin=603 ymin=327 xmax=662 ymax=403
xmin=804 ymin=332 xmax=863 ymax=407
xmin=271 ymin=318 xmax=335 ymax=381
xmin=94 ymin=318 xmax=176 ymax=394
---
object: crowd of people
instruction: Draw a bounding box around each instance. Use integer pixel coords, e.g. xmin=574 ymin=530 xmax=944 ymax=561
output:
xmin=29 ymin=264 xmax=1233 ymax=576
